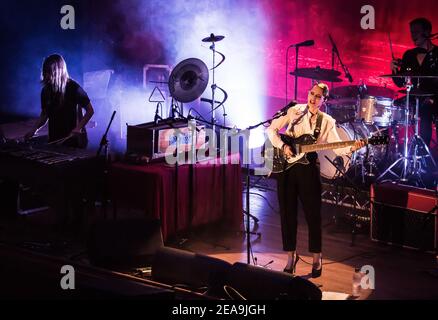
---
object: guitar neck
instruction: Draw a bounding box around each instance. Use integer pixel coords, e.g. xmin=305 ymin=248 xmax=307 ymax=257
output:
xmin=301 ymin=140 xmax=360 ymax=153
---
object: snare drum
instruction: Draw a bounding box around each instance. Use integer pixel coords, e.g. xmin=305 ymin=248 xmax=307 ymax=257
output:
xmin=319 ymin=122 xmax=384 ymax=179
xmin=358 ymin=96 xmax=393 ymax=126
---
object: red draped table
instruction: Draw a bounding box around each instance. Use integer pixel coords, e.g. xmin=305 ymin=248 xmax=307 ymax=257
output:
xmin=108 ymin=154 xmax=243 ymax=241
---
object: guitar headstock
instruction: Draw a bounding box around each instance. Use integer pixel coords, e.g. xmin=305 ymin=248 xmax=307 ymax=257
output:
xmin=367 ymin=134 xmax=390 ymax=146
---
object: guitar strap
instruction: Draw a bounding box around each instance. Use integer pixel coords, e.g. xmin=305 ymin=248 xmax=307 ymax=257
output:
xmin=290 ymin=107 xmax=308 ymax=136
xmin=313 ymin=112 xmax=323 ymax=141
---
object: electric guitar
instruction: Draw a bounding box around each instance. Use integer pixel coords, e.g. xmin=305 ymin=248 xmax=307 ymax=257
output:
xmin=265 ymin=133 xmax=389 ymax=174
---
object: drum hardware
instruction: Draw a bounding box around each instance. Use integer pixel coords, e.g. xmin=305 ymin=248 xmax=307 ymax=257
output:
xmin=289 ymin=67 xmax=342 ymax=84
xmin=168 ymin=57 xmax=209 ymax=108
xmin=330 ymin=84 xmax=395 ymax=100
xmin=377 ymin=75 xmax=437 ymax=186
xmin=329 ymin=34 xmax=353 ymax=87
xmin=203 ymin=33 xmax=258 ymax=265
xmin=358 ymin=95 xmax=394 ymax=127
xmin=202 ymin=34 xmax=225 ymax=43
xmin=398 ymin=88 xmax=436 ymax=97
xmin=200 ymin=33 xmax=228 ymax=150
xmin=379 ymin=72 xmax=438 ymax=79
xmin=319 ymin=121 xmax=386 ymax=182
xmin=322 ymin=154 xmax=365 ymax=246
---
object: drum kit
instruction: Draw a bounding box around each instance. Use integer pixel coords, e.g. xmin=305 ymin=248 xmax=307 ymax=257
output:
xmin=291 ymin=67 xmax=438 ymax=186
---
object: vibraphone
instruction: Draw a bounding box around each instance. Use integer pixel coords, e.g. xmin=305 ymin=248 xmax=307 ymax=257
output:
xmin=0 ymin=141 xmax=102 ymax=220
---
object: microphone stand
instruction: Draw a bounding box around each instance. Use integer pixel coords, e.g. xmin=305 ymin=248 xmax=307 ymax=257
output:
xmin=96 ymin=110 xmax=116 ymax=219
xmin=329 ymin=34 xmax=353 ymax=87
xmin=241 ymin=106 xmax=295 ymax=264
xmin=286 ymin=41 xmax=314 ymax=103
xmin=285 ymin=45 xmax=302 ymax=103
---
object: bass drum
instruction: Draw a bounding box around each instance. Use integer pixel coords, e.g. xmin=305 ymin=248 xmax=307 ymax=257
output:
xmin=319 ymin=122 xmax=384 ymax=180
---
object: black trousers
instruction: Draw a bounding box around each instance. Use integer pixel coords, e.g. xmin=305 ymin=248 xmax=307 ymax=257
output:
xmin=419 ymin=99 xmax=438 ymax=148
xmin=276 ymin=158 xmax=322 ymax=253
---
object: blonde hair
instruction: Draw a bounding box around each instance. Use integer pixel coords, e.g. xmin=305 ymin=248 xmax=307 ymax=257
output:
xmin=41 ymin=54 xmax=69 ymax=98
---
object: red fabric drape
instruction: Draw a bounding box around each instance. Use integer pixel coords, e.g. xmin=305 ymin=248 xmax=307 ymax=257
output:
xmin=109 ymin=155 xmax=243 ymax=241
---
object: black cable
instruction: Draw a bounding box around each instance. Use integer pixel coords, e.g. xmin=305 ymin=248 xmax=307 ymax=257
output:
xmin=188 ymin=108 xmax=208 ymax=123
xmin=223 ymin=285 xmax=247 ymax=300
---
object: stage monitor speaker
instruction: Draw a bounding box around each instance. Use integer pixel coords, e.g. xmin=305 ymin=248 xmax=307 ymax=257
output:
xmin=87 ymin=218 xmax=163 ymax=268
xmin=226 ymin=262 xmax=322 ymax=300
xmin=371 ymin=183 xmax=437 ymax=252
xmin=152 ymin=247 xmax=232 ymax=296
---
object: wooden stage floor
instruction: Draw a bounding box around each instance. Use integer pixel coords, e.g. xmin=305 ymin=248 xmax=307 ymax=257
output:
xmin=1 ymin=175 xmax=438 ymax=300
xmin=168 ymin=177 xmax=438 ymax=300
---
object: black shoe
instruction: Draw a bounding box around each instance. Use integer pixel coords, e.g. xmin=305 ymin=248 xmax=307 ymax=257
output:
xmin=283 ymin=254 xmax=299 ymax=275
xmin=311 ymin=256 xmax=322 ymax=278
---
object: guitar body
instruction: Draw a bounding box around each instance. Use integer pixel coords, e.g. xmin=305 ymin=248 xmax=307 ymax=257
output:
xmin=268 ymin=134 xmax=317 ymax=174
xmin=264 ymin=132 xmax=388 ymax=174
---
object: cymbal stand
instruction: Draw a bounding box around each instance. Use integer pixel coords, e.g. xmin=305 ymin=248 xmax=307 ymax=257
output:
xmin=378 ymin=77 xmax=436 ymax=185
xmin=411 ymin=92 xmax=436 ymax=171
xmin=208 ymin=40 xmax=223 ymax=150
xmin=377 ymin=77 xmax=413 ymax=182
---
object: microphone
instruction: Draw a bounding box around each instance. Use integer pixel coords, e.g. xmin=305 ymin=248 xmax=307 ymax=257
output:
xmin=274 ymin=100 xmax=297 ymax=116
xmin=289 ymin=40 xmax=314 ymax=48
xmin=200 ymin=97 xmax=222 ymax=104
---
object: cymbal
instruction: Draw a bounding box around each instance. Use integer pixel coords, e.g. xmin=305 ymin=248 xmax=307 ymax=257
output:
xmin=290 ymin=67 xmax=342 ymax=82
xmin=398 ymin=88 xmax=436 ymax=97
xmin=379 ymin=72 xmax=438 ymax=78
xmin=331 ymin=85 xmax=395 ymax=99
xmin=202 ymin=33 xmax=225 ymax=43
xmin=168 ymin=58 xmax=209 ymax=103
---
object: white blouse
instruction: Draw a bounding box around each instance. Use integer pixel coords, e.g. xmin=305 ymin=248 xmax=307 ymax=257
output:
xmin=266 ymin=104 xmax=352 ymax=156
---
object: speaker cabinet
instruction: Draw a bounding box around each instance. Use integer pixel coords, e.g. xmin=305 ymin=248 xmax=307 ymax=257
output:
xmin=226 ymin=262 xmax=322 ymax=300
xmin=152 ymin=247 xmax=231 ymax=296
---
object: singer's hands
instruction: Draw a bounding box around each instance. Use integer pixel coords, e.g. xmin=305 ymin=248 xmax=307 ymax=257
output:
xmin=24 ymin=130 xmax=36 ymax=141
xmin=282 ymin=144 xmax=294 ymax=158
xmin=350 ymin=140 xmax=365 ymax=152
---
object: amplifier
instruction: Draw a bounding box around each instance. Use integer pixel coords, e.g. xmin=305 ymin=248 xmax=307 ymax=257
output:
xmin=370 ymin=182 xmax=438 ymax=252
xmin=126 ymin=118 xmax=205 ymax=161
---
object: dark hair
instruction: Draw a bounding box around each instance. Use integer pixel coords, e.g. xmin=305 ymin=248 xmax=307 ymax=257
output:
xmin=410 ymin=17 xmax=432 ymax=33
xmin=311 ymin=83 xmax=329 ymax=100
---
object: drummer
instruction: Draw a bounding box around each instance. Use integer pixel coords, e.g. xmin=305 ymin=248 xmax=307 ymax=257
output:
xmin=391 ymin=17 xmax=438 ymax=149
